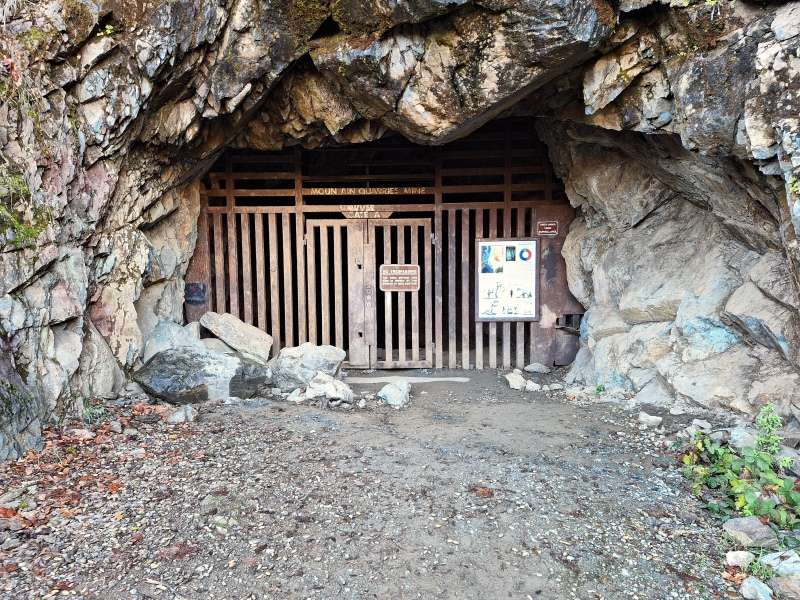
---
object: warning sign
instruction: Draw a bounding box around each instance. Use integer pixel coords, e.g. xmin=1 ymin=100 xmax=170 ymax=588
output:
xmin=379 ymin=264 xmax=420 ymax=292
xmin=536 ymin=221 xmax=559 ymax=236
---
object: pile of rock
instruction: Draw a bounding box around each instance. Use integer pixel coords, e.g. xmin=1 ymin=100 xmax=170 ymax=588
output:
xmin=723 ymin=517 xmax=800 ymax=599
xmin=504 ymin=364 xmax=564 ymax=394
xmin=133 ymin=312 xmax=358 ymax=411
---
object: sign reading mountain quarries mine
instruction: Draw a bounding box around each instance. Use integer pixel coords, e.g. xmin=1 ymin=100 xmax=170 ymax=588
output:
xmin=379 ymin=264 xmax=421 ymax=292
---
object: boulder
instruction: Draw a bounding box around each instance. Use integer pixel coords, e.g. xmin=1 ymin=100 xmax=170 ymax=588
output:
xmin=525 ymin=380 xmax=542 ymax=392
xmin=200 ymin=312 xmax=273 ymax=365
xmin=741 ymin=577 xmax=773 ymax=600
xmin=730 ymin=426 xmax=758 ymax=452
xmin=723 ymin=516 xmax=779 ymax=549
xmin=726 ymin=550 xmax=755 ymax=569
xmin=268 ymin=343 xmax=346 ymax=392
xmin=201 ymin=338 xmax=237 ymax=355
xmin=133 ymin=348 xmax=270 ymax=404
xmin=304 ymin=372 xmax=354 ymax=404
xmin=505 ymin=370 xmax=526 ymax=391
xmin=378 ymin=380 xmax=411 ymax=410
xmin=762 ymin=550 xmax=800 ymax=577
xmin=141 ymin=320 xmax=204 ymax=363
xmin=769 ymin=577 xmax=800 ymax=600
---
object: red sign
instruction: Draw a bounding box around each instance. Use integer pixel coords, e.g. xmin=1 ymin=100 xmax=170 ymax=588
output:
xmin=536 ymin=221 xmax=558 ymax=236
xmin=379 ymin=264 xmax=420 ymax=292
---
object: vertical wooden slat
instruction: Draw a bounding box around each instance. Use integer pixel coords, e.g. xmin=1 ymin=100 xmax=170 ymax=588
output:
xmin=502 ymin=130 xmax=512 ymax=370
xmin=447 ymin=209 xmax=457 ymax=369
xmin=488 ymin=209 xmax=497 ymax=369
xmin=268 ymin=213 xmax=281 ymax=352
xmin=294 ymin=148 xmax=307 ymax=344
xmin=333 ymin=224 xmax=344 ymax=351
xmin=461 ymin=209 xmax=470 ymax=369
xmin=383 ymin=225 xmax=393 ymax=365
xmin=424 ymin=221 xmax=433 ymax=365
xmin=227 ymin=213 xmax=240 ymax=319
xmin=397 ymin=225 xmax=406 ymax=364
xmin=515 ymin=208 xmax=526 ymax=368
xmin=306 ymin=224 xmax=318 ymax=345
xmin=410 ymin=224 xmax=420 ymax=364
xmin=282 ymin=213 xmax=295 ymax=347
xmin=347 ymin=221 xmax=369 ymax=367
xmin=474 ymin=209 xmax=484 ymax=369
xmin=434 ymin=155 xmax=444 ymax=369
xmin=254 ymin=214 xmax=267 ymax=331
xmin=240 ymin=213 xmax=253 ymax=325
xmin=213 ymin=213 xmax=226 ymax=313
xmin=364 ymin=222 xmax=377 ymax=367
xmin=320 ymin=225 xmax=330 ymax=345
xmin=226 ymin=157 xmax=239 ymax=319
xmin=528 ymin=207 xmax=537 ymax=363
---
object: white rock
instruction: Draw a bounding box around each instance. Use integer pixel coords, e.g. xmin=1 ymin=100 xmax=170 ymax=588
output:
xmin=377 ymin=380 xmax=411 ymax=409
xmin=638 ymin=411 xmax=663 ymax=428
xmin=549 ymin=383 xmax=564 ymax=391
xmin=505 ymin=371 xmax=526 ymax=391
xmin=167 ymin=405 xmax=197 ymax=424
xmin=726 ymin=550 xmax=756 ymax=569
xmin=740 ymin=576 xmax=773 ymax=600
xmin=692 ymin=419 xmax=712 ymax=430
xmin=200 ymin=312 xmax=273 ymax=365
xmin=523 ymin=362 xmax=551 ymax=374
xmin=304 ymin=372 xmax=353 ymax=404
xmin=287 ymin=389 xmax=306 ymax=404
xmin=268 ymin=343 xmax=346 ymax=391
xmin=525 ymin=380 xmax=541 ymax=392
xmin=730 ymin=426 xmax=758 ymax=452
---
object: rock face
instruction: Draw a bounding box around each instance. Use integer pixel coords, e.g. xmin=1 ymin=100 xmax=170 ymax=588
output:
xmin=0 ymin=0 xmax=798 ymax=457
xmin=268 ymin=344 xmax=346 ymax=392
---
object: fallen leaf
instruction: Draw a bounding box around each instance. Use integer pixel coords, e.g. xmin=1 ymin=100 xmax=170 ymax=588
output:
xmin=0 ymin=507 xmax=18 ymax=518
xmin=470 ymin=486 xmax=494 ymax=498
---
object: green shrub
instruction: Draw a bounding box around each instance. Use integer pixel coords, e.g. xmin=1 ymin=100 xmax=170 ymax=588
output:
xmin=681 ymin=403 xmax=800 ymax=529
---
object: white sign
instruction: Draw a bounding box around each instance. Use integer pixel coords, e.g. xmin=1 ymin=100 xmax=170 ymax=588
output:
xmin=476 ymin=238 xmax=538 ymax=321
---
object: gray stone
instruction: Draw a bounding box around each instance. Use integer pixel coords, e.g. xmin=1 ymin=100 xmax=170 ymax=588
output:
xmin=741 ymin=577 xmax=773 ymax=600
xmin=769 ymin=577 xmax=800 ymax=600
xmin=141 ymin=320 xmax=204 ymax=363
xmin=523 ymin=363 xmax=551 ymax=374
xmin=167 ymin=405 xmax=198 ymax=424
xmin=525 ymin=380 xmax=542 ymax=392
xmin=723 ymin=516 xmax=779 ymax=549
xmin=304 ymin=372 xmax=354 ymax=404
xmin=268 ymin=343 xmax=346 ymax=392
xmin=505 ymin=371 xmax=526 ymax=391
xmin=726 ymin=550 xmax=756 ymax=569
xmin=377 ymin=381 xmax=411 ymax=410
xmin=133 ymin=348 xmax=270 ymax=404
xmin=637 ymin=412 xmax=662 ymax=428
xmin=730 ymin=426 xmax=758 ymax=452
xmin=762 ymin=551 xmax=800 ymax=577
xmin=200 ymin=312 xmax=273 ymax=365
xmin=633 ymin=378 xmax=674 ymax=408
xmin=201 ymin=338 xmax=237 ymax=356
xmin=109 ymin=420 xmax=123 ymax=434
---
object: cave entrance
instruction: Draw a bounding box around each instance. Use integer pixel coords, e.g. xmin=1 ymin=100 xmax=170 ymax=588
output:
xmin=185 ymin=118 xmax=583 ymax=369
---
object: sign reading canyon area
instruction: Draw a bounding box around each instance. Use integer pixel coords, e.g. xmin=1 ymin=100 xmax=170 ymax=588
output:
xmin=476 ymin=238 xmax=539 ymax=321
xmin=379 ymin=264 xmax=421 ymax=292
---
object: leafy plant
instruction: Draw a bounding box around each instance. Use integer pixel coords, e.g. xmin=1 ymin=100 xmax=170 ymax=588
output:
xmin=594 ymin=384 xmax=605 ymax=396
xmin=82 ymin=400 xmax=108 ymax=425
xmin=789 ymin=177 xmax=800 ymax=196
xmin=682 ymin=403 xmax=800 ymax=529
xmin=747 ymin=559 xmax=776 ymax=581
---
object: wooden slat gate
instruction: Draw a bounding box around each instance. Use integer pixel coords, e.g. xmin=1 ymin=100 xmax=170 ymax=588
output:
xmin=185 ymin=118 xmax=584 ymax=369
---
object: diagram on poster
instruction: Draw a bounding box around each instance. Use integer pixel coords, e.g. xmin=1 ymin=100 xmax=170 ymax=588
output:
xmin=476 ymin=238 xmax=539 ymax=321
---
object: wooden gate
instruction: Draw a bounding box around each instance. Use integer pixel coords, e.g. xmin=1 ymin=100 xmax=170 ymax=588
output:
xmin=185 ymin=118 xmax=584 ymax=369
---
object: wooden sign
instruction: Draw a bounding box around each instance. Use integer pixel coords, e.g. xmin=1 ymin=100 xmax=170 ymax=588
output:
xmin=536 ymin=220 xmax=559 ymax=236
xmin=379 ymin=264 xmax=421 ymax=292
xmin=475 ymin=238 xmax=539 ymax=321
xmin=304 ymin=186 xmax=432 ymax=196
xmin=341 ymin=204 xmax=393 ymax=219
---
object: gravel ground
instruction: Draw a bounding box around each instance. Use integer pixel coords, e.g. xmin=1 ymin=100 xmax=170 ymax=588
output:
xmin=0 ymin=370 xmax=737 ymax=599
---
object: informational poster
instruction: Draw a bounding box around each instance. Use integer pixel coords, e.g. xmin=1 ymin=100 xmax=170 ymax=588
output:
xmin=476 ymin=238 xmax=539 ymax=321
xmin=379 ymin=264 xmax=420 ymax=292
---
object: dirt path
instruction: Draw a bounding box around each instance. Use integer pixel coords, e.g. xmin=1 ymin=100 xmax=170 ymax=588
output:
xmin=1 ymin=371 xmax=734 ymax=599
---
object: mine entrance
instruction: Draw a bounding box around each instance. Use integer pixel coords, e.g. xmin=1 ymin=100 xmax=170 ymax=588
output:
xmin=185 ymin=118 xmax=583 ymax=369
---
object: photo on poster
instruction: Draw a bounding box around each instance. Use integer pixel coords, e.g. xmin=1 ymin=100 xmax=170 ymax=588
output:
xmin=475 ymin=238 xmax=538 ymax=321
